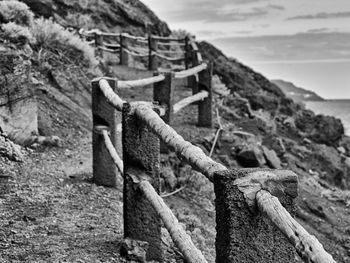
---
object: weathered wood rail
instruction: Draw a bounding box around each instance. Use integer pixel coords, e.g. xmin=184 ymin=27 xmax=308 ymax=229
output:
xmin=89 ymin=31 xmax=336 ymax=263
xmin=79 ymin=29 xmax=193 ymax=70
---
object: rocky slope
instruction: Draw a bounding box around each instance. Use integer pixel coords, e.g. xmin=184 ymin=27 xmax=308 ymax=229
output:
xmin=0 ymin=0 xmax=350 ymax=262
xmin=272 ymin=79 xmax=324 ymax=102
xmin=21 ymin=0 xmax=170 ymax=35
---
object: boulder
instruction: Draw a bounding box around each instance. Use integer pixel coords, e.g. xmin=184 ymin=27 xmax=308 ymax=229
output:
xmin=120 ymin=238 xmax=148 ymax=263
xmin=236 ymin=144 xmax=266 ymax=167
xmin=295 ymin=109 xmax=344 ymax=146
xmin=0 ymin=134 xmax=23 ymax=162
xmin=262 ymin=146 xmax=281 ymax=169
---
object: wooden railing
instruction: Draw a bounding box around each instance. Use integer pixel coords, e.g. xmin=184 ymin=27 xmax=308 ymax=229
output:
xmin=90 ymin=31 xmax=336 ymax=263
xmin=79 ymin=29 xmax=195 ymax=70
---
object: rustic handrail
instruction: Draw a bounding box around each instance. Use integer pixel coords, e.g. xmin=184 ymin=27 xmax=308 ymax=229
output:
xmin=139 ymin=180 xmax=208 ymax=263
xmin=153 ymin=52 xmax=185 ymax=61
xmin=123 ymin=48 xmax=149 ymax=57
xmin=174 ymin=63 xmax=207 ymax=79
xmin=257 ymin=190 xmax=336 ymax=263
xmin=98 ymin=78 xmax=125 ymax=111
xmin=134 ymin=104 xmax=226 ymax=181
xmin=173 ymin=90 xmax=208 ymax=114
xmin=98 ymin=46 xmax=119 ymax=53
xmin=118 ymin=75 xmax=165 ymax=89
xmin=151 ymin=35 xmax=186 ymax=42
xmin=157 ymin=41 xmax=186 ymax=47
xmin=101 ymin=129 xmax=123 ymax=173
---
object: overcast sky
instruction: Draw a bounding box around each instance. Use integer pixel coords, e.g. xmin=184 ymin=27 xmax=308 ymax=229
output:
xmin=142 ymin=0 xmax=350 ymax=99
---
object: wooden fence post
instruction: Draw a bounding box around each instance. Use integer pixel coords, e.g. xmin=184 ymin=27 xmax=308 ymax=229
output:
xmin=153 ymin=71 xmax=174 ymax=124
xmin=94 ymin=31 xmax=103 ymax=58
xmin=120 ymin=33 xmax=129 ymax=66
xmin=148 ymin=35 xmax=158 ymax=71
xmin=91 ymin=78 xmax=122 ymax=187
xmin=122 ymin=102 xmax=162 ymax=261
xmin=214 ymin=169 xmax=297 ymax=263
xmin=185 ymin=36 xmax=190 ymax=69
xmin=197 ymin=62 xmax=212 ymax=127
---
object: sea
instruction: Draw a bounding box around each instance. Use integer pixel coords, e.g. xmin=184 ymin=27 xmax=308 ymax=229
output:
xmin=305 ymin=100 xmax=350 ymax=136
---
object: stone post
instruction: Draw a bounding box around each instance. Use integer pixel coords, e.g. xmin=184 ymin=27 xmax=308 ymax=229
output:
xmin=120 ymin=33 xmax=129 ymax=66
xmin=91 ymin=78 xmax=122 ymax=187
xmin=214 ymin=168 xmax=298 ymax=263
xmin=148 ymin=36 xmax=158 ymax=71
xmin=122 ymin=102 xmax=162 ymax=261
xmin=197 ymin=62 xmax=213 ymax=127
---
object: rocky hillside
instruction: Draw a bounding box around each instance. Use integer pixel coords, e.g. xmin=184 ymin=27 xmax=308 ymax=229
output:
xmin=21 ymin=0 xmax=170 ymax=35
xmin=1 ymin=0 xmax=350 ymax=262
xmin=272 ymin=79 xmax=324 ymax=102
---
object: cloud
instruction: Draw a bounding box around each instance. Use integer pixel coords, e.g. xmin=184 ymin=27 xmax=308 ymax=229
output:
xmin=162 ymin=1 xmax=284 ymax=23
xmin=211 ymin=32 xmax=350 ymax=62
xmin=287 ymin=11 xmax=350 ymax=20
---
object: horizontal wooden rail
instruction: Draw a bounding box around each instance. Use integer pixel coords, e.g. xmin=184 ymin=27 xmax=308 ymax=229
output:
xmin=134 ymin=104 xmax=226 ymax=181
xmin=98 ymin=46 xmax=119 ymax=53
xmin=151 ymin=35 xmax=186 ymax=42
xmin=173 ymin=90 xmax=209 ymax=114
xmin=139 ymin=180 xmax=208 ymax=263
xmin=157 ymin=42 xmax=186 ymax=47
xmin=118 ymin=75 xmax=165 ymax=89
xmin=123 ymin=48 xmax=149 ymax=57
xmin=102 ymin=129 xmax=123 ymax=173
xmin=98 ymin=79 xmax=125 ymax=111
xmin=257 ymin=190 xmax=336 ymax=263
xmin=174 ymin=63 xmax=207 ymax=79
xmin=99 ymin=32 xmax=120 ymax=37
xmin=122 ymin=33 xmax=148 ymax=42
xmin=153 ymin=52 xmax=185 ymax=62
xmin=157 ymin=50 xmax=185 ymax=55
xmin=105 ymin=43 xmax=121 ymax=49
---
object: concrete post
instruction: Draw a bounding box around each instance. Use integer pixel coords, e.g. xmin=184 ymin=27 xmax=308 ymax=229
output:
xmin=122 ymin=102 xmax=162 ymax=261
xmin=197 ymin=62 xmax=213 ymax=127
xmin=148 ymin=36 xmax=158 ymax=71
xmin=120 ymin=34 xmax=129 ymax=66
xmin=214 ymin=169 xmax=297 ymax=263
xmin=91 ymin=78 xmax=122 ymax=187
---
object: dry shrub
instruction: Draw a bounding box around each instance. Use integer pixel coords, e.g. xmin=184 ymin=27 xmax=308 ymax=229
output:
xmin=1 ymin=22 xmax=35 ymax=44
xmin=0 ymin=0 xmax=34 ymax=26
xmin=31 ymin=18 xmax=98 ymax=67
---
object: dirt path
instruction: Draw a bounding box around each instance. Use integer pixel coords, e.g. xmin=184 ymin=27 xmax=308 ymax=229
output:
xmin=0 ymin=135 xmax=125 ymax=263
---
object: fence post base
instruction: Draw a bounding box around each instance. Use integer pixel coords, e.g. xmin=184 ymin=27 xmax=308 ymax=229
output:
xmin=122 ymin=102 xmax=162 ymax=261
xmin=214 ymin=169 xmax=297 ymax=263
xmin=91 ymin=78 xmax=121 ymax=187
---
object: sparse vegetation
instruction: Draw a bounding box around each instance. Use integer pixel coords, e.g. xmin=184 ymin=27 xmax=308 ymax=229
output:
xmin=0 ymin=0 xmax=34 ymax=26
xmin=31 ymin=18 xmax=98 ymax=67
xmin=1 ymin=22 xmax=35 ymax=44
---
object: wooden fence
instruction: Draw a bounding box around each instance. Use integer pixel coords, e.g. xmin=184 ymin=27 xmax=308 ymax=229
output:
xmin=90 ymin=31 xmax=336 ymax=263
xmin=79 ymin=29 xmax=196 ymax=70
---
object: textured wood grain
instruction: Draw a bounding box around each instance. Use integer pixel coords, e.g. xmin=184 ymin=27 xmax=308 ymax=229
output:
xmin=139 ymin=180 xmax=208 ymax=263
xmin=174 ymin=63 xmax=207 ymax=79
xmin=102 ymin=129 xmax=123 ymax=174
xmin=173 ymin=90 xmax=208 ymax=114
xmin=134 ymin=103 xmax=226 ymax=181
xmin=98 ymin=79 xmax=125 ymax=111
xmin=257 ymin=190 xmax=336 ymax=263
xmin=118 ymin=75 xmax=165 ymax=89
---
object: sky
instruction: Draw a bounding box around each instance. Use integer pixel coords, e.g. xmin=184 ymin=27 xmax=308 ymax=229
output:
xmin=142 ymin=0 xmax=350 ymax=99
